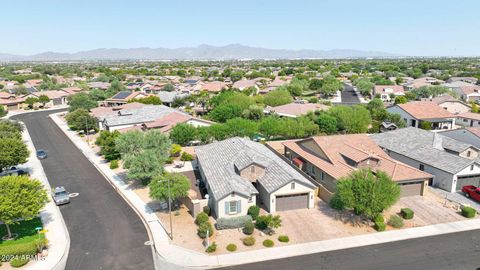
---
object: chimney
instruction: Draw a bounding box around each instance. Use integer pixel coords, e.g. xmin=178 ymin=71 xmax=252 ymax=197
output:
xmin=432 ymin=133 xmax=444 ymax=151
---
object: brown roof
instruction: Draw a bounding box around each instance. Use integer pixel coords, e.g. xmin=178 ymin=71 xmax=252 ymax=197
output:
xmin=33 ymin=90 xmax=70 ymax=99
xmin=202 ymin=81 xmax=227 ymax=92
xmin=143 ymin=111 xmax=191 ymax=131
xmin=467 ymin=127 xmax=480 ymax=138
xmin=397 ymin=101 xmax=454 ymax=120
xmin=90 ymin=102 xmax=145 ymax=118
xmin=374 ymin=85 xmax=405 ymax=94
xmin=458 ymin=112 xmax=480 ymax=121
xmin=266 ymin=102 xmax=329 ymax=117
xmin=459 ymin=85 xmax=480 ymax=95
xmin=283 ymin=134 xmax=432 ymax=182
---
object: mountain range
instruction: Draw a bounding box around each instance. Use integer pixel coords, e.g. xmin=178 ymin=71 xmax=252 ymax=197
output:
xmin=0 ymin=44 xmax=402 ymax=61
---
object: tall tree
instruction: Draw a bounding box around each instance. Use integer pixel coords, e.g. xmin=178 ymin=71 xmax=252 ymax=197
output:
xmin=0 ymin=137 xmax=29 ymax=170
xmin=37 ymin=95 xmax=50 ymax=107
xmin=68 ymin=93 xmax=97 ymax=112
xmin=169 ymin=123 xmax=197 ymax=146
xmin=263 ymin=89 xmax=293 ymax=107
xmin=149 ymin=172 xmax=190 ymax=202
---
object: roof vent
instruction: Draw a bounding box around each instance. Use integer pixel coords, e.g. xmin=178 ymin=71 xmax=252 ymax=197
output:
xmin=432 ymin=132 xmax=444 ymax=151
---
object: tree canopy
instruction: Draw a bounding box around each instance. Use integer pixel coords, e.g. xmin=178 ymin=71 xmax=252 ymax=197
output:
xmin=149 ymin=172 xmax=191 ymax=202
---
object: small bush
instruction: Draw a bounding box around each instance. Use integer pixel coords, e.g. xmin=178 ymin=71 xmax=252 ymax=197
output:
xmin=109 ymin=160 xmax=119 ymax=169
xmin=255 ymin=215 xmax=268 ymax=230
xmin=10 ymin=257 xmax=29 ymax=268
xmin=329 ymin=194 xmax=345 ymax=210
xmin=242 ymin=236 xmax=256 ymax=246
xmin=166 ymin=157 xmax=174 ymax=164
xmin=401 ymin=208 xmax=414 ymax=220
xmin=195 ymin=212 xmax=209 ymax=225
xmin=205 ymin=242 xmax=217 ymax=253
xmin=387 ymin=215 xmax=404 ymax=228
xmin=203 ymin=205 xmax=211 ymax=216
xmin=461 ymin=205 xmax=477 ymax=218
xmin=170 ymin=144 xmax=182 ymax=157
xmin=216 ymin=215 xmax=252 ymax=230
xmin=374 ymin=222 xmax=386 ymax=232
xmin=278 ymin=235 xmax=290 ymax=243
xmin=243 ymin=220 xmax=254 ymax=235
xmin=180 ymin=151 xmax=194 ymax=161
xmin=197 ymin=221 xmax=214 ymax=239
xmin=247 ymin=205 xmax=260 ymax=220
xmin=373 ymin=215 xmax=384 ymax=223
xmin=226 ymin=243 xmax=237 ymax=252
xmin=263 ymin=239 xmax=274 ymax=248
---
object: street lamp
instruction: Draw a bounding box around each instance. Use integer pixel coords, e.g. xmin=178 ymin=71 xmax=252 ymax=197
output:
xmin=85 ymin=116 xmax=90 ymax=145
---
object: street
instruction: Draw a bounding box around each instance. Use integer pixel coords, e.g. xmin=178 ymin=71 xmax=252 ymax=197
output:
xmin=222 ymin=229 xmax=480 ymax=270
xmin=13 ymin=110 xmax=155 ymax=270
xmin=340 ymin=83 xmax=361 ymax=104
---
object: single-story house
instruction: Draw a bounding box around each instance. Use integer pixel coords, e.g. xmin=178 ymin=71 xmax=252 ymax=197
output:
xmin=0 ymin=92 xmax=25 ymax=111
xmin=104 ymin=91 xmax=150 ymax=107
xmin=447 ymin=77 xmax=478 ymax=85
xmin=387 ymin=101 xmax=456 ymax=130
xmin=404 ymin=77 xmax=444 ymax=90
xmin=101 ymin=105 xmax=211 ymax=132
xmin=157 ymin=91 xmax=190 ymax=107
xmin=421 ymin=95 xmax=471 ymax=114
xmin=373 ymin=85 xmax=405 ymax=102
xmin=87 ymin=82 xmax=111 ymax=90
xmin=202 ymin=81 xmax=228 ymax=93
xmin=195 ymin=137 xmax=316 ymax=218
xmin=264 ymin=102 xmax=329 ymax=118
xmin=232 ymin=80 xmax=259 ymax=91
xmin=280 ymin=134 xmax=432 ymax=202
xmin=456 ymin=112 xmax=480 ymax=127
xmin=90 ymin=102 xmax=145 ymax=130
xmin=370 ymin=127 xmax=480 ymax=192
xmin=440 ymin=127 xmax=480 ymax=150
xmin=27 ymin=90 xmax=71 ymax=106
xmin=442 ymin=81 xmax=480 ymax=102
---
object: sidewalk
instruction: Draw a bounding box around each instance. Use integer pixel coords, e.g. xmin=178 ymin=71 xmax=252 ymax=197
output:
xmin=50 ymin=112 xmax=480 ymax=269
xmin=21 ymin=123 xmax=70 ymax=270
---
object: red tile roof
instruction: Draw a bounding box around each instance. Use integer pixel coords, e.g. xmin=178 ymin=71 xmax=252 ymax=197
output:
xmin=397 ymin=101 xmax=454 ymax=120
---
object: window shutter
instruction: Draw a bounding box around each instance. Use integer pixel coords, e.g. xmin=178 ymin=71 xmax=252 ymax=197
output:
xmin=237 ymin=200 xmax=241 ymax=213
xmin=225 ymin=201 xmax=229 ymax=215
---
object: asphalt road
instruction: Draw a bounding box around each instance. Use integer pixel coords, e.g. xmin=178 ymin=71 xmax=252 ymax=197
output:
xmin=222 ymin=229 xmax=480 ymax=270
xmin=340 ymin=83 xmax=361 ymax=104
xmin=13 ymin=110 xmax=155 ymax=270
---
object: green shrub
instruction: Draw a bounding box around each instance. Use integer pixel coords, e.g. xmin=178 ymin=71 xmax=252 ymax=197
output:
xmin=109 ymin=160 xmax=119 ymax=169
xmin=243 ymin=220 xmax=254 ymax=235
xmin=242 ymin=236 xmax=256 ymax=246
xmin=197 ymin=221 xmax=214 ymax=239
xmin=166 ymin=157 xmax=174 ymax=164
xmin=195 ymin=212 xmax=209 ymax=225
xmin=203 ymin=205 xmax=211 ymax=216
xmin=401 ymin=208 xmax=414 ymax=220
xmin=374 ymin=222 xmax=386 ymax=232
xmin=170 ymin=144 xmax=182 ymax=157
xmin=278 ymin=235 xmax=290 ymax=243
xmin=255 ymin=215 xmax=268 ymax=230
xmin=226 ymin=243 xmax=237 ymax=252
xmin=461 ymin=205 xmax=476 ymax=218
xmin=205 ymin=242 xmax=217 ymax=253
xmin=387 ymin=215 xmax=404 ymax=228
xmin=180 ymin=151 xmax=194 ymax=161
xmin=255 ymin=215 xmax=281 ymax=233
xmin=373 ymin=215 xmax=384 ymax=223
xmin=216 ymin=215 xmax=252 ymax=230
xmin=0 ymin=237 xmax=47 ymax=261
xmin=263 ymin=239 xmax=274 ymax=247
xmin=247 ymin=205 xmax=260 ymax=220
xmin=10 ymin=257 xmax=29 ymax=268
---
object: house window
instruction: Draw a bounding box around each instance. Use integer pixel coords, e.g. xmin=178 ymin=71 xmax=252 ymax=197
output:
xmin=248 ymin=196 xmax=253 ymax=203
xmin=467 ymin=151 xmax=471 ymax=157
xmin=471 ymin=165 xmax=474 ymax=171
xmin=291 ymin=182 xmax=295 ymax=190
xmin=419 ymin=164 xmax=425 ymax=171
xmin=229 ymin=201 xmax=237 ymax=214
xmin=321 ymin=172 xmax=325 ymax=181
xmin=463 ymin=118 xmax=468 ymax=122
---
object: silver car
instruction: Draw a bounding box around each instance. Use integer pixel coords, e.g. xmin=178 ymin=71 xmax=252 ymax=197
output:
xmin=52 ymin=186 xmax=70 ymax=205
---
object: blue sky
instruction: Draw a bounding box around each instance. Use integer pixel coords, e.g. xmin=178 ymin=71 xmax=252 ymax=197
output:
xmin=2 ymin=0 xmax=479 ymax=56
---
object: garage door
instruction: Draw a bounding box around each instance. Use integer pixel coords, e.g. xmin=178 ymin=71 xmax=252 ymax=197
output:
xmin=400 ymin=182 xmax=423 ymax=197
xmin=276 ymin=193 xmax=308 ymax=211
xmin=457 ymin=175 xmax=480 ymax=191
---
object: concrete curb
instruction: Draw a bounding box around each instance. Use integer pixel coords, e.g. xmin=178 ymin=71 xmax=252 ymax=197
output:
xmin=49 ymin=112 xmax=480 ymax=269
xmin=19 ymin=122 xmax=70 ymax=270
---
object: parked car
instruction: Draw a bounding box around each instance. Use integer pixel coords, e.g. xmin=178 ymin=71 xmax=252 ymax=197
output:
xmin=36 ymin=149 xmax=47 ymax=159
xmin=0 ymin=166 xmax=27 ymax=177
xmin=51 ymin=186 xmax=70 ymax=205
xmin=462 ymin=185 xmax=480 ymax=203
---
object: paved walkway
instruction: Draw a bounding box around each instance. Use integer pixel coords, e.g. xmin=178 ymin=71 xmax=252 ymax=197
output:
xmin=21 ymin=123 xmax=70 ymax=270
xmin=430 ymin=187 xmax=480 ymax=212
xmin=50 ymin=112 xmax=480 ymax=269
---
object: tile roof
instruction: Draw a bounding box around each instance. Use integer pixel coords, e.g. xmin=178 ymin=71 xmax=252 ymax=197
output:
xmin=374 ymin=85 xmax=405 ymax=94
xmin=33 ymin=90 xmax=70 ymax=99
xmin=202 ymin=81 xmax=227 ymax=92
xmin=103 ymin=105 xmax=189 ymax=127
xmin=370 ymin=127 xmax=477 ymax=174
xmin=195 ymin=137 xmax=314 ymax=200
xmin=396 ymin=101 xmax=454 ymax=119
xmin=90 ymin=102 xmax=145 ymax=119
xmin=157 ymin=91 xmax=190 ymax=103
xmin=284 ymin=134 xmax=432 ymax=181
xmin=265 ymin=102 xmax=329 ymax=117
xmin=458 ymin=112 xmax=480 ymax=121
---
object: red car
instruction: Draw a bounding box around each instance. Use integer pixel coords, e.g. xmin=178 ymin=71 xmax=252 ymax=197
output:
xmin=462 ymin=185 xmax=480 ymax=202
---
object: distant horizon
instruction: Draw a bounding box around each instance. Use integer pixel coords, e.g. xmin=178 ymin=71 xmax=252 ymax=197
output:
xmin=1 ymin=0 xmax=480 ymax=57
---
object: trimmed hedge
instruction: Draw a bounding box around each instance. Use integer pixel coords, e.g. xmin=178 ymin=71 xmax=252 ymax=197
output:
xmin=401 ymin=208 xmax=414 ymax=220
xmin=0 ymin=238 xmax=46 ymax=262
xmin=195 ymin=212 xmax=209 ymax=225
xmin=10 ymin=257 xmax=29 ymax=268
xmin=387 ymin=215 xmax=404 ymax=228
xmin=263 ymin=239 xmax=274 ymax=248
xmin=461 ymin=205 xmax=476 ymax=218
xmin=109 ymin=160 xmax=119 ymax=169
xmin=216 ymin=215 xmax=252 ymax=230
xmin=278 ymin=235 xmax=290 ymax=243
xmin=373 ymin=215 xmax=384 ymax=223
xmin=226 ymin=243 xmax=237 ymax=252
xmin=243 ymin=236 xmax=256 ymax=246
xmin=197 ymin=221 xmax=214 ymax=239
xmin=205 ymin=242 xmax=217 ymax=253
xmin=247 ymin=205 xmax=260 ymax=220
xmin=374 ymin=222 xmax=386 ymax=232
xmin=243 ymin=220 xmax=254 ymax=235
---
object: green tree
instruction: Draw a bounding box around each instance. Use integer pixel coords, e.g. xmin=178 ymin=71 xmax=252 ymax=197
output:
xmin=320 ymin=75 xmax=343 ymax=96
xmin=25 ymin=97 xmax=38 ymax=109
xmin=258 ymin=116 xmax=284 ymax=139
xmin=242 ymin=104 xmax=264 ymax=120
xmin=420 ymin=121 xmax=432 ymax=130
xmin=37 ymin=95 xmax=50 ymax=107
xmin=0 ymin=137 xmax=29 ymax=170
xmin=149 ymin=172 xmax=191 ymax=202
xmin=65 ymin=109 xmax=97 ymax=132
xmin=263 ymin=89 xmax=293 ymax=107
xmin=394 ymin=96 xmax=408 ymax=104
xmin=0 ymin=105 xmax=6 ymax=117
xmin=0 ymin=176 xmax=49 ymax=239
xmin=208 ymin=104 xmax=243 ymax=122
xmin=0 ymin=120 xmax=23 ymax=139
xmin=328 ymin=105 xmax=371 ymax=133
xmin=286 ymin=78 xmax=309 ymax=96
xmin=124 ymin=150 xmax=164 ymax=185
xmin=95 ymin=130 xmax=121 ymax=161
xmin=224 ymin=118 xmax=258 ymax=138
xmin=308 ymin=78 xmax=323 ymax=91
xmin=316 ymin=113 xmax=338 ymax=134
xmin=169 ymin=123 xmax=197 ymax=146
xmin=354 ymin=78 xmax=374 ymax=97
xmin=331 ymin=169 xmax=401 ymax=220
xmin=129 ymin=96 xmax=162 ymax=105
xmin=162 ymin=84 xmax=175 ymax=92
xmin=68 ymin=93 xmax=97 ymax=112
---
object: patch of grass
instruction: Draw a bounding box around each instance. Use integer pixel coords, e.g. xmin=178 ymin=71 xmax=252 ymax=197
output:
xmin=0 ymin=218 xmax=46 ymax=261
xmin=263 ymin=239 xmax=274 ymax=248
xmin=226 ymin=243 xmax=237 ymax=252
xmin=278 ymin=235 xmax=290 ymax=243
xmin=10 ymin=257 xmax=29 ymax=267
